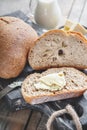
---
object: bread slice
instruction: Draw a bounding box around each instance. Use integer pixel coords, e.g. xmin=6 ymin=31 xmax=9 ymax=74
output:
xmin=21 ymin=67 xmax=87 ymax=104
xmin=28 ymin=30 xmax=87 ymax=70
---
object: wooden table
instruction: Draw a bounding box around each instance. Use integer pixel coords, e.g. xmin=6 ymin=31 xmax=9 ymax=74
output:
xmin=0 ymin=0 xmax=87 ymax=130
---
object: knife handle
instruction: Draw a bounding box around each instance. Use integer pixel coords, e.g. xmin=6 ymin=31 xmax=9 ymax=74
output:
xmin=0 ymin=86 xmax=14 ymax=100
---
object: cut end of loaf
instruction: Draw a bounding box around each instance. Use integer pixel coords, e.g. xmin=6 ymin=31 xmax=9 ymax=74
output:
xmin=28 ymin=29 xmax=87 ymax=70
xmin=21 ymin=67 xmax=87 ymax=104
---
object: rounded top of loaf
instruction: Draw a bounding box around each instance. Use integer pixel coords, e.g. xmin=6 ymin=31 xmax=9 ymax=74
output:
xmin=0 ymin=16 xmax=38 ymax=79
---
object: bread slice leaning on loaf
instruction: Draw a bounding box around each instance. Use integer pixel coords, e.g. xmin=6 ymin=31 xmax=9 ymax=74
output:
xmin=21 ymin=67 xmax=87 ymax=104
xmin=28 ymin=30 xmax=87 ymax=70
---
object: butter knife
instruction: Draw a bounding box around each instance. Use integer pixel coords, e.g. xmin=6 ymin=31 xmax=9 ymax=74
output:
xmin=0 ymin=81 xmax=22 ymax=100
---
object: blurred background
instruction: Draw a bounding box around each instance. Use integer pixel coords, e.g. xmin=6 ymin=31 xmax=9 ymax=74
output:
xmin=0 ymin=0 xmax=87 ymax=27
xmin=0 ymin=0 xmax=29 ymax=16
xmin=0 ymin=0 xmax=87 ymax=25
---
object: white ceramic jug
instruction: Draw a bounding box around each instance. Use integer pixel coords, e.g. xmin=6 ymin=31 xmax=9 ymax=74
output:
xmin=34 ymin=0 xmax=62 ymax=29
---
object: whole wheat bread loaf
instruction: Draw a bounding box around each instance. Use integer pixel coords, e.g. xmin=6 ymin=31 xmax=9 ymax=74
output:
xmin=21 ymin=67 xmax=87 ymax=104
xmin=28 ymin=30 xmax=87 ymax=70
xmin=0 ymin=16 xmax=38 ymax=79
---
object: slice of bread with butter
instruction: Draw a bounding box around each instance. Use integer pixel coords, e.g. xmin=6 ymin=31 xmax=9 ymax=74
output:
xmin=22 ymin=67 xmax=87 ymax=104
xmin=34 ymin=71 xmax=66 ymax=91
xmin=22 ymin=21 xmax=87 ymax=105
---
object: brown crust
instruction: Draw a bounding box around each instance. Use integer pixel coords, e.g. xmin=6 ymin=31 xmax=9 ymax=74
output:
xmin=67 ymin=31 xmax=87 ymax=43
xmin=29 ymin=29 xmax=87 ymax=51
xmin=22 ymin=88 xmax=86 ymax=104
xmin=0 ymin=16 xmax=38 ymax=79
xmin=29 ymin=29 xmax=66 ymax=50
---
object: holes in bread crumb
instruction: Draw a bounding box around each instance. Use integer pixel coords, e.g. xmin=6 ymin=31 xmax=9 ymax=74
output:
xmin=80 ymin=41 xmax=82 ymax=43
xmin=23 ymin=88 xmax=26 ymax=92
xmin=53 ymin=39 xmax=59 ymax=42
xmin=43 ymin=54 xmax=48 ymax=57
xmin=62 ymin=41 xmax=67 ymax=47
xmin=63 ymin=72 xmax=66 ymax=75
xmin=52 ymin=57 xmax=57 ymax=61
xmin=58 ymin=49 xmax=64 ymax=56
xmin=71 ymin=80 xmax=78 ymax=86
xmin=30 ymin=50 xmax=33 ymax=53
xmin=33 ymin=89 xmax=38 ymax=92
xmin=17 ymin=28 xmax=19 ymax=30
xmin=42 ymin=49 xmax=51 ymax=57
xmin=45 ymin=39 xmax=50 ymax=41
xmin=53 ymin=91 xmax=55 ymax=94
xmin=77 ymin=40 xmax=82 ymax=44
xmin=45 ymin=49 xmax=51 ymax=52
xmin=71 ymin=80 xmax=74 ymax=83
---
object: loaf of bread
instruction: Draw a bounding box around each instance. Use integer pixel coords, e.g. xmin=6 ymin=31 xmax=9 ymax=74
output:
xmin=28 ymin=30 xmax=87 ymax=70
xmin=0 ymin=16 xmax=38 ymax=79
xmin=21 ymin=67 xmax=87 ymax=104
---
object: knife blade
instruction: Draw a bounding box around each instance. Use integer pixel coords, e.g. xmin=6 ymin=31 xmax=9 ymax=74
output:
xmin=0 ymin=81 xmax=22 ymax=100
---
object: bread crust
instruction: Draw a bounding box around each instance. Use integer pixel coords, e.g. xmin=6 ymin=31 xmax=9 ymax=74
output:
xmin=21 ymin=67 xmax=87 ymax=104
xmin=22 ymin=89 xmax=86 ymax=104
xmin=28 ymin=29 xmax=87 ymax=70
xmin=29 ymin=29 xmax=87 ymax=50
xmin=0 ymin=16 xmax=38 ymax=79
